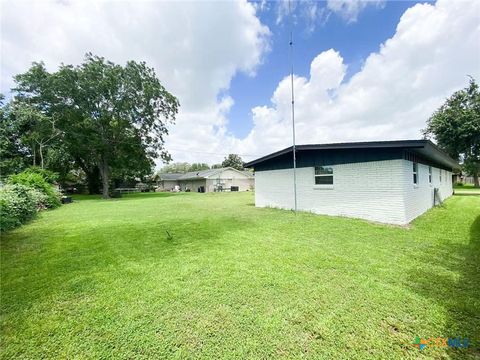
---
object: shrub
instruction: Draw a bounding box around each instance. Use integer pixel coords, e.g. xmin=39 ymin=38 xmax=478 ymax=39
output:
xmin=454 ymin=182 xmax=464 ymax=187
xmin=24 ymin=166 xmax=59 ymax=184
xmin=29 ymin=188 xmax=50 ymax=210
xmin=9 ymin=170 xmax=61 ymax=208
xmin=0 ymin=184 xmax=37 ymax=232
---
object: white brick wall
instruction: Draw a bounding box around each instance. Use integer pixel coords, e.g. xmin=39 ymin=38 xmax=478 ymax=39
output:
xmin=402 ymin=161 xmax=453 ymax=223
xmin=254 ymin=159 xmax=453 ymax=225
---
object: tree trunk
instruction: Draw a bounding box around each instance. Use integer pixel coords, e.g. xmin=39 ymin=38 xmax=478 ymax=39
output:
xmin=75 ymin=157 xmax=101 ymax=194
xmin=98 ymin=158 xmax=110 ymax=199
xmin=474 ymin=172 xmax=479 ymax=188
xmin=86 ymin=167 xmax=102 ymax=194
xmin=39 ymin=143 xmax=44 ymax=169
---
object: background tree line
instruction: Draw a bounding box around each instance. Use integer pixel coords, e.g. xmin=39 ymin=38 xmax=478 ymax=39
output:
xmin=159 ymin=154 xmax=246 ymax=173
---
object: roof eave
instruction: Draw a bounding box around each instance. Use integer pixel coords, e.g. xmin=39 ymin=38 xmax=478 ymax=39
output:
xmin=244 ymin=140 xmax=460 ymax=170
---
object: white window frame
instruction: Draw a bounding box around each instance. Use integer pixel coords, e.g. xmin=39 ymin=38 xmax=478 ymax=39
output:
xmin=413 ymin=162 xmax=418 ymax=186
xmin=314 ymin=166 xmax=334 ymax=189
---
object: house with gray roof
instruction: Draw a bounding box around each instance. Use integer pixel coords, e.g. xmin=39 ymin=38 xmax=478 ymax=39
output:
xmin=157 ymin=167 xmax=254 ymax=193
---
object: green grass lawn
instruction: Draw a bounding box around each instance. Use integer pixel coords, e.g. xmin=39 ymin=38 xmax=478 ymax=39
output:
xmin=1 ymin=192 xmax=479 ymax=359
xmin=454 ymin=184 xmax=480 ymax=195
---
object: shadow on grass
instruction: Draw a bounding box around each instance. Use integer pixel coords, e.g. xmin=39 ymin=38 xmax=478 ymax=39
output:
xmin=407 ymin=215 xmax=480 ymax=358
xmin=453 ymin=193 xmax=480 ymax=197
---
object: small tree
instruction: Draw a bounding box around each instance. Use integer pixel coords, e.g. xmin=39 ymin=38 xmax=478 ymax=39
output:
xmin=221 ymin=154 xmax=244 ymax=170
xmin=189 ymin=163 xmax=210 ymax=172
xmin=423 ymin=77 xmax=480 ymax=187
xmin=160 ymin=162 xmax=210 ymax=173
xmin=13 ymin=104 xmax=61 ymax=169
xmin=160 ymin=162 xmax=191 ymax=173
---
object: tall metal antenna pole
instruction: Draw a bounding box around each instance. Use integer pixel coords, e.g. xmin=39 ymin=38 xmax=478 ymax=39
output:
xmin=289 ymin=0 xmax=298 ymax=213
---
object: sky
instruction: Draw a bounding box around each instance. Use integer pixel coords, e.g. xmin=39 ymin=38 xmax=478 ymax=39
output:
xmin=1 ymin=0 xmax=480 ymax=166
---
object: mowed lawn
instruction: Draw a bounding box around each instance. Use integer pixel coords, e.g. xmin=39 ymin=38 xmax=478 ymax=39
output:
xmin=1 ymin=192 xmax=479 ymax=359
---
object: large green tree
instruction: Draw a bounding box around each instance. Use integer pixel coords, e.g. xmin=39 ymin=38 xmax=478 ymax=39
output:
xmin=0 ymin=97 xmax=30 ymax=175
xmin=221 ymin=154 xmax=244 ymax=171
xmin=423 ymin=77 xmax=480 ymax=187
xmin=13 ymin=54 xmax=179 ymax=197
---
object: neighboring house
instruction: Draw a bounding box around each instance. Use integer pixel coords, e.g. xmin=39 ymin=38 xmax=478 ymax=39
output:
xmin=245 ymin=140 xmax=460 ymax=225
xmin=157 ymin=167 xmax=254 ymax=193
xmin=157 ymin=173 xmax=183 ymax=191
xmin=458 ymin=175 xmax=475 ymax=185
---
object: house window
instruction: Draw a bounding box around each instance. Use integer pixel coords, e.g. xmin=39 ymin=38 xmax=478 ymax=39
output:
xmin=428 ymin=166 xmax=432 ymax=184
xmin=314 ymin=166 xmax=333 ymax=185
xmin=413 ymin=162 xmax=418 ymax=185
xmin=440 ymin=169 xmax=442 ymax=182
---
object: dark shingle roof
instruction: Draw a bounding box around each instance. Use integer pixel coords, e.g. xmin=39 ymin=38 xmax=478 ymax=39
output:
xmin=244 ymin=139 xmax=460 ymax=170
xmin=158 ymin=173 xmax=184 ymax=180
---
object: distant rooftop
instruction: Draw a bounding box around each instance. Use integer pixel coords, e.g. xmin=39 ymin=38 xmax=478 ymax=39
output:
xmin=158 ymin=167 xmax=253 ymax=180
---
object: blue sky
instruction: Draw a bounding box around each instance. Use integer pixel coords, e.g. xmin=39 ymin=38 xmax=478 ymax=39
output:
xmin=2 ymin=0 xmax=478 ymax=164
xmin=227 ymin=1 xmax=430 ymax=138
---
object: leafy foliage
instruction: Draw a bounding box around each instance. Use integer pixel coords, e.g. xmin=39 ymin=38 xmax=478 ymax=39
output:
xmin=12 ymin=53 xmax=179 ymax=197
xmin=221 ymin=154 xmax=244 ymax=170
xmin=189 ymin=163 xmax=210 ymax=172
xmin=160 ymin=162 xmax=210 ymax=173
xmin=9 ymin=168 xmax=61 ymax=208
xmin=0 ymin=97 xmax=31 ymax=176
xmin=12 ymin=103 xmax=62 ymax=169
xmin=21 ymin=166 xmax=59 ymax=183
xmin=424 ymin=77 xmax=480 ymax=186
xmin=0 ymin=184 xmax=38 ymax=232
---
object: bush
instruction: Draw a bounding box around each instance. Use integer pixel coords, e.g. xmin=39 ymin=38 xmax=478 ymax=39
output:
xmin=9 ymin=170 xmax=61 ymax=208
xmin=22 ymin=166 xmax=59 ymax=184
xmin=0 ymin=184 xmax=37 ymax=232
xmin=454 ymin=182 xmax=464 ymax=187
xmin=29 ymin=188 xmax=50 ymax=210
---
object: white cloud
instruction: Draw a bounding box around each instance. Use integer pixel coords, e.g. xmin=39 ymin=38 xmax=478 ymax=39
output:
xmin=252 ymin=0 xmax=269 ymax=13
xmin=238 ymin=0 xmax=480 ymax=161
xmin=0 ymin=0 xmax=270 ymax=165
xmin=275 ymin=0 xmax=379 ymax=31
xmin=303 ymin=1 xmax=330 ymax=34
xmin=2 ymin=0 xmax=479 ymax=168
xmin=327 ymin=0 xmax=385 ymax=23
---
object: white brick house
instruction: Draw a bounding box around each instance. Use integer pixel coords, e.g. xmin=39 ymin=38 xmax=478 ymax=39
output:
xmin=245 ymin=140 xmax=459 ymax=225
